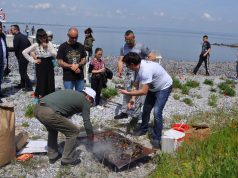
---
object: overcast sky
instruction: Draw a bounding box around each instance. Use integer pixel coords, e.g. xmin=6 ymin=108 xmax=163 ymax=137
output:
xmin=1 ymin=0 xmax=237 ymax=34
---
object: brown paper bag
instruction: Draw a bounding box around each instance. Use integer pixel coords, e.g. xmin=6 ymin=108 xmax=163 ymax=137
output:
xmin=0 ymin=105 xmax=16 ymax=167
xmin=15 ymin=131 xmax=29 ymax=151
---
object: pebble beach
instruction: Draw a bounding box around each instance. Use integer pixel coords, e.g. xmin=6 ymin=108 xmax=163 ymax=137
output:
xmin=0 ymin=52 xmax=238 ymax=178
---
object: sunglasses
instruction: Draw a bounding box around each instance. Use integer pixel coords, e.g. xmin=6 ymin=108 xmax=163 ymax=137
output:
xmin=125 ymin=38 xmax=134 ymax=43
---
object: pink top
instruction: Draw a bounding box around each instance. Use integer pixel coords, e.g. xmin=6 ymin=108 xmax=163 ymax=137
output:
xmin=90 ymin=58 xmax=105 ymax=70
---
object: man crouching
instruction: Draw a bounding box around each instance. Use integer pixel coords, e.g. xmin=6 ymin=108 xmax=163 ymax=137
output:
xmin=34 ymin=87 xmax=96 ymax=166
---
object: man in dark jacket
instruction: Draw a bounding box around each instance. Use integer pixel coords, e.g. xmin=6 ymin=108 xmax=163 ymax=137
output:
xmin=9 ymin=24 xmax=32 ymax=91
xmin=0 ymin=22 xmax=8 ymax=103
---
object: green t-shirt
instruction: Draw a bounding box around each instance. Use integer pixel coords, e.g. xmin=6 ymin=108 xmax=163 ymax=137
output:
xmin=41 ymin=89 xmax=93 ymax=135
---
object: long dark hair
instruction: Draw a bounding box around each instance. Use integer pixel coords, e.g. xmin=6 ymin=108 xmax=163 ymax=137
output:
xmin=36 ymin=28 xmax=48 ymax=44
xmin=84 ymin=27 xmax=93 ymax=38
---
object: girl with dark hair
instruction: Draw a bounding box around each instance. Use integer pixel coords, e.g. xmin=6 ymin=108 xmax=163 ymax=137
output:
xmin=84 ymin=28 xmax=95 ymax=61
xmin=22 ymin=28 xmax=57 ymax=102
xmin=88 ymin=48 xmax=105 ymax=106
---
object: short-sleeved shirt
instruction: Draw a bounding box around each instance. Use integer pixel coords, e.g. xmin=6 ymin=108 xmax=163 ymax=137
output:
xmin=57 ymin=42 xmax=87 ymax=81
xmin=120 ymin=43 xmax=151 ymax=58
xmin=120 ymin=43 xmax=151 ymax=82
xmin=135 ymin=60 xmax=173 ymax=92
xmin=201 ymin=41 xmax=211 ymax=55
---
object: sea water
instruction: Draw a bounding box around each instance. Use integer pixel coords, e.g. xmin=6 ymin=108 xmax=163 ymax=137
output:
xmin=6 ymin=23 xmax=238 ymax=61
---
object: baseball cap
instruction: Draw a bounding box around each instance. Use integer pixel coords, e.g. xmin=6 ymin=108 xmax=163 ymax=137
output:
xmin=82 ymin=87 xmax=96 ymax=102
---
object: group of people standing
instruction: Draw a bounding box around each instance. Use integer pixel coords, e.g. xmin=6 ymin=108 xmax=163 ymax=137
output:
xmin=0 ymin=23 xmax=211 ymax=166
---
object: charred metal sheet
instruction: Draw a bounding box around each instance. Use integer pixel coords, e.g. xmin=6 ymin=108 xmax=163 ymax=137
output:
xmin=86 ymin=131 xmax=155 ymax=170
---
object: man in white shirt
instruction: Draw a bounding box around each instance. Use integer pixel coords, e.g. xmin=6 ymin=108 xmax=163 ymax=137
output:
xmin=119 ymin=52 xmax=172 ymax=148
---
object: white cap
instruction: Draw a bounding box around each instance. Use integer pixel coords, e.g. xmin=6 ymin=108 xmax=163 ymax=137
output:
xmin=82 ymin=87 xmax=96 ymax=102
xmin=46 ymin=31 xmax=53 ymax=36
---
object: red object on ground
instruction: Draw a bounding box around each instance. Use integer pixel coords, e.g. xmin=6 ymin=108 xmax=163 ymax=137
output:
xmin=172 ymin=123 xmax=190 ymax=132
xmin=16 ymin=153 xmax=33 ymax=162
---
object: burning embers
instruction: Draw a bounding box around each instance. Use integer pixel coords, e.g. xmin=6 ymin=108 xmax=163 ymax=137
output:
xmin=88 ymin=131 xmax=155 ymax=171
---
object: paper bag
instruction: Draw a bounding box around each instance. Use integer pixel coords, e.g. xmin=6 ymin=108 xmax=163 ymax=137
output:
xmin=0 ymin=105 xmax=16 ymax=167
xmin=15 ymin=131 xmax=29 ymax=151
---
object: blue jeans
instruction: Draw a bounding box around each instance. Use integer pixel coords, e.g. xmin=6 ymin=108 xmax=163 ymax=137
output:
xmin=63 ymin=80 xmax=84 ymax=92
xmin=140 ymin=86 xmax=172 ymax=141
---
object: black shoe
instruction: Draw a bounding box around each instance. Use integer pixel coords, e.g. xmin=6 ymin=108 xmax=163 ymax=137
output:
xmin=114 ymin=112 xmax=128 ymax=120
xmin=22 ymin=87 xmax=33 ymax=92
xmin=132 ymin=129 xmax=147 ymax=136
xmin=150 ymin=139 xmax=161 ymax=149
xmin=61 ymin=159 xmax=81 ymax=166
xmin=0 ymin=93 xmax=6 ymax=98
xmin=129 ymin=117 xmax=139 ymax=127
xmin=49 ymin=153 xmax=62 ymax=164
xmin=206 ymin=72 xmax=210 ymax=76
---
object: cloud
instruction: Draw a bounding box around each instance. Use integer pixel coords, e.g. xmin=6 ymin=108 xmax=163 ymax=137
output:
xmin=29 ymin=3 xmax=51 ymax=10
xmin=59 ymin=4 xmax=77 ymax=11
xmin=153 ymin=11 xmax=165 ymax=17
xmin=116 ymin=9 xmax=121 ymax=14
xmin=202 ymin=12 xmax=215 ymax=21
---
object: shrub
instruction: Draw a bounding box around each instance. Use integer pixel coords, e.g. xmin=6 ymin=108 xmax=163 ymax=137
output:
xmin=185 ymin=80 xmax=199 ymax=88
xmin=181 ymin=85 xmax=190 ymax=95
xmin=182 ymin=98 xmax=193 ymax=106
xmin=208 ymin=94 xmax=218 ymax=107
xmin=102 ymin=87 xmax=117 ymax=99
xmin=172 ymin=77 xmax=182 ymax=89
xmin=218 ymin=82 xmax=236 ymax=97
xmin=22 ymin=122 xmax=29 ymax=127
xmin=150 ymin=118 xmax=238 ymax=178
xmin=204 ymin=79 xmax=214 ymax=86
xmin=24 ymin=104 xmax=34 ymax=118
xmin=173 ymin=94 xmax=180 ymax=100
xmin=225 ymin=79 xmax=236 ymax=88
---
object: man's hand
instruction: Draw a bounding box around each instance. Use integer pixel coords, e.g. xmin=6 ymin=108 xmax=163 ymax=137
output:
xmin=71 ymin=63 xmax=78 ymax=71
xmin=34 ymin=59 xmax=41 ymax=64
xmin=119 ymin=89 xmax=129 ymax=95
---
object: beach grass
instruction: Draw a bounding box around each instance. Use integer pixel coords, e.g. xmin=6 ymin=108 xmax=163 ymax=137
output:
xmin=208 ymin=94 xmax=218 ymax=107
xmin=185 ymin=80 xmax=199 ymax=88
xmin=181 ymin=85 xmax=190 ymax=95
xmin=24 ymin=104 xmax=34 ymax=118
xmin=218 ymin=82 xmax=236 ymax=97
xmin=150 ymin=109 xmax=238 ymax=178
xmin=182 ymin=98 xmax=193 ymax=106
xmin=204 ymin=79 xmax=214 ymax=86
xmin=172 ymin=77 xmax=182 ymax=89
xmin=102 ymin=87 xmax=118 ymax=99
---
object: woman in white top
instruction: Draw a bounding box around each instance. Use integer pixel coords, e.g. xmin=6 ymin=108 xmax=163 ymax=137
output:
xmin=22 ymin=28 xmax=57 ymax=100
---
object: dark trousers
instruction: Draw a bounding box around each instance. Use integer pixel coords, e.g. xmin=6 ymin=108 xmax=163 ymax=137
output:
xmin=17 ymin=57 xmax=32 ymax=89
xmin=193 ymin=54 xmax=209 ymax=74
xmin=35 ymin=58 xmax=55 ymax=97
xmin=34 ymin=104 xmax=79 ymax=163
xmin=140 ymin=86 xmax=172 ymax=141
xmin=91 ymin=75 xmax=103 ymax=105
